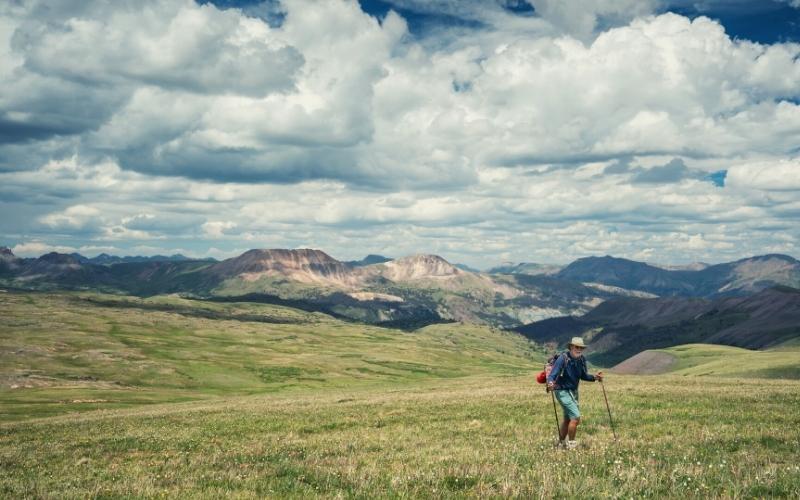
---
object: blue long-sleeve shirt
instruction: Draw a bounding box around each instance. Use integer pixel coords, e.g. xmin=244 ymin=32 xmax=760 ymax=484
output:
xmin=546 ymin=352 xmax=596 ymax=390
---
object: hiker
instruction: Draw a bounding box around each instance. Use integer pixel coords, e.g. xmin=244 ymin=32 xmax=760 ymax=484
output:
xmin=546 ymin=336 xmax=603 ymax=450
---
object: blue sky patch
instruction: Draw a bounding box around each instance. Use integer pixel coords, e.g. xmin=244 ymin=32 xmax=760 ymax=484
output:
xmin=358 ymin=0 xmax=485 ymax=36
xmin=665 ymin=0 xmax=800 ymax=44
xmin=706 ymin=170 xmax=728 ymax=187
xmin=199 ymin=1 xmax=800 ymax=44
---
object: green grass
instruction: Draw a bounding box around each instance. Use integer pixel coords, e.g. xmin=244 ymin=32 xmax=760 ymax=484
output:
xmin=0 ymin=291 xmax=541 ymax=422
xmin=1 ymin=375 xmax=798 ymax=498
xmin=2 ymin=291 xmax=800 ymax=497
xmin=654 ymin=343 xmax=800 ymax=379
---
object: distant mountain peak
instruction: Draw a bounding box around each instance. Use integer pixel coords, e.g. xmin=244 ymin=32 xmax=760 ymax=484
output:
xmin=0 ymin=247 xmax=19 ymax=267
xmin=392 ymin=254 xmax=455 ymax=266
xmin=238 ymin=248 xmax=340 ymax=265
xmin=738 ymin=254 xmax=798 ymax=264
xmin=68 ymin=252 xmax=90 ymax=263
xmin=345 ymin=254 xmax=392 ymax=267
xmin=210 ymin=248 xmax=363 ymax=288
xmin=488 ymin=262 xmax=562 ymax=275
xmin=580 ymin=255 xmax=645 ymax=265
xmin=38 ymin=252 xmax=81 ymax=264
xmin=558 ymin=255 xmax=662 ymax=277
xmin=363 ymin=253 xmax=390 ymax=261
xmin=381 ymin=254 xmax=462 ymax=281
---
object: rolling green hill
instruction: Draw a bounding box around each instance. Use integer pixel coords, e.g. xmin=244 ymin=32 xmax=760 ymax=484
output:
xmin=0 ymin=291 xmax=542 ymax=422
xmin=612 ymin=342 xmax=800 ymax=379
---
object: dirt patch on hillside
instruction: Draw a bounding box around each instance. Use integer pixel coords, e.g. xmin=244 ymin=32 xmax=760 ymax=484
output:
xmin=348 ymin=292 xmax=404 ymax=302
xmin=611 ymin=350 xmax=677 ymax=375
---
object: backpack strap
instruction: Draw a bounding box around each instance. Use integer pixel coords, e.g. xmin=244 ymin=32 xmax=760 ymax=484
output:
xmin=556 ymin=352 xmax=568 ymax=379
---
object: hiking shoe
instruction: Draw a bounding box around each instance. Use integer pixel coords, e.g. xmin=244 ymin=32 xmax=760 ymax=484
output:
xmin=555 ymin=439 xmax=566 ymax=449
xmin=566 ymin=440 xmax=578 ymax=450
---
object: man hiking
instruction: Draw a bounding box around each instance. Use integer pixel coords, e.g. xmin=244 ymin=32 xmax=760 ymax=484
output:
xmin=546 ymin=337 xmax=603 ymax=450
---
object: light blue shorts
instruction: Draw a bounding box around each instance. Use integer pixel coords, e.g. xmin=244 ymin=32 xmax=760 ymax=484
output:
xmin=554 ymin=389 xmax=580 ymax=420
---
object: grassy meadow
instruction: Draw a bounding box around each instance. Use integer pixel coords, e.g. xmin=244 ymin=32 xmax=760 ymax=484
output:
xmin=657 ymin=343 xmax=800 ymax=379
xmin=2 ymin=375 xmax=799 ymax=498
xmin=2 ymin=291 xmax=800 ymax=497
xmin=0 ymin=291 xmax=538 ymax=422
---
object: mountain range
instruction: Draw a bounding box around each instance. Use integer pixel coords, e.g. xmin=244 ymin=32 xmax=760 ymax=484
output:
xmin=2 ymin=247 xmax=799 ymax=338
xmin=487 ymin=262 xmax=562 ymax=275
xmin=515 ymin=285 xmax=800 ymax=366
xmin=68 ymin=252 xmax=213 ymax=265
xmin=0 ymin=247 xmax=612 ymax=328
xmin=555 ymin=254 xmax=800 ymax=297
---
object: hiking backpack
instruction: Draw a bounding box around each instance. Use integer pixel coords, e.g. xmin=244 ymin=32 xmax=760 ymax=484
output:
xmin=536 ymin=352 xmax=568 ymax=391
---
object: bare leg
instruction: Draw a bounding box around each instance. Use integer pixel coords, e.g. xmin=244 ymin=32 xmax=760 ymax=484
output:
xmin=559 ymin=418 xmax=570 ymax=441
xmin=567 ymin=418 xmax=580 ymax=440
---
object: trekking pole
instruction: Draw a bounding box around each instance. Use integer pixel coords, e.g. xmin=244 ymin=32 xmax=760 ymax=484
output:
xmin=599 ymin=379 xmax=618 ymax=441
xmin=550 ymin=389 xmax=560 ymax=439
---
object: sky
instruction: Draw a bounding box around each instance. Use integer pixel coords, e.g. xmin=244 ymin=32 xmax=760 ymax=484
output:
xmin=1 ymin=0 xmax=799 ymax=269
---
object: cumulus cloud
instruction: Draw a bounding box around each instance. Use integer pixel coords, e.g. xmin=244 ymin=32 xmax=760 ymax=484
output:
xmin=39 ymin=205 xmax=103 ymax=230
xmin=472 ymin=14 xmax=800 ymax=166
xmin=12 ymin=241 xmax=76 ymax=257
xmin=5 ymin=2 xmax=800 ymax=189
xmin=1 ymin=1 xmax=799 ymax=267
xmin=202 ymin=221 xmax=238 ymax=238
xmin=4 ymin=155 xmax=797 ymax=264
xmin=79 ymin=0 xmax=416 ymax=186
xmin=0 ymin=0 xmax=302 ymax=170
xmin=629 ymin=158 xmax=696 ymax=184
xmin=76 ymin=245 xmax=122 ymax=256
xmin=528 ymin=0 xmax=660 ymax=40
xmin=726 ymin=158 xmax=800 ymax=191
xmin=119 ymin=213 xmax=205 ymax=235
xmin=13 ymin=1 xmax=302 ymax=96
xmin=602 ymin=157 xmax=634 ymax=175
